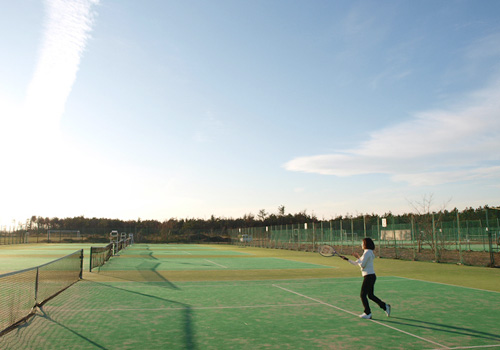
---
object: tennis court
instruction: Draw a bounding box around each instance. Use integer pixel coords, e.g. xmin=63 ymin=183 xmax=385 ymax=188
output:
xmin=1 ymin=244 xmax=499 ymax=349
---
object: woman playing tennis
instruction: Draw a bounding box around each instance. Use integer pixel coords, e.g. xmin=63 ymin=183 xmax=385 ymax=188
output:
xmin=348 ymin=237 xmax=391 ymax=319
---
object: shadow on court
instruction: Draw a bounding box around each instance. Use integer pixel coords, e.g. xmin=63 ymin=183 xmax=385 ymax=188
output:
xmin=383 ymin=316 xmax=500 ymax=342
xmin=1 ymin=305 xmax=110 ymax=350
xmin=2 ymin=280 xmax=197 ymax=350
xmin=97 ymin=251 xmax=181 ymax=289
xmin=38 ymin=306 xmax=108 ymax=350
xmin=91 ymin=280 xmax=197 ymax=350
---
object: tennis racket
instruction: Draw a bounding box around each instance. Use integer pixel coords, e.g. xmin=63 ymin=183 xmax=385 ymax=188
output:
xmin=318 ymin=245 xmax=349 ymax=260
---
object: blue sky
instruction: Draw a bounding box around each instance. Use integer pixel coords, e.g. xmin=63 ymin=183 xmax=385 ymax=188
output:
xmin=1 ymin=0 xmax=500 ymax=226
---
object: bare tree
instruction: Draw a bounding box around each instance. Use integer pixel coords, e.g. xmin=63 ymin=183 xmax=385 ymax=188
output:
xmin=408 ymin=194 xmax=451 ymax=261
xmin=257 ymin=209 xmax=268 ymax=221
xmin=278 ymin=205 xmax=285 ymax=217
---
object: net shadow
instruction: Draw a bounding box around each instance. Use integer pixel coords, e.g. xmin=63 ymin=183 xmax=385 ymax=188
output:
xmin=37 ymin=306 xmax=108 ymax=350
xmin=90 ymin=281 xmax=197 ymax=350
xmin=96 ymin=251 xmax=180 ymax=289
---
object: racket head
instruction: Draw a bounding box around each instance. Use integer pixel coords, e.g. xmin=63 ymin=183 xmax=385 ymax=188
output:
xmin=318 ymin=245 xmax=337 ymax=257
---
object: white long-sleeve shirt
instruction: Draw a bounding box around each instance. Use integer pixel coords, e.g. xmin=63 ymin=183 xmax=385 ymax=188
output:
xmin=348 ymin=249 xmax=375 ymax=276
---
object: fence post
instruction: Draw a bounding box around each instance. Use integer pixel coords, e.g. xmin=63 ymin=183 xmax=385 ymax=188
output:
xmin=330 ymin=220 xmax=333 ymax=245
xmin=392 ymin=216 xmax=398 ymax=259
xmin=320 ymin=221 xmax=324 ymax=246
xmin=351 ymin=218 xmax=354 ymax=255
xmin=457 ymin=211 xmax=463 ymax=264
xmin=312 ymin=222 xmax=316 ymax=251
xmin=363 ymin=216 xmax=366 ymax=239
xmin=485 ymin=208 xmax=495 ymax=267
xmin=411 ymin=215 xmax=416 ymax=260
xmin=340 ymin=219 xmax=343 ymax=254
xmin=377 ymin=217 xmax=381 ymax=257
xmin=432 ymin=214 xmax=439 ymax=262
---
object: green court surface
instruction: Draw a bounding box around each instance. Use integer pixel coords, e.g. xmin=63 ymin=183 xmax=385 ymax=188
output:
xmin=0 ymin=244 xmax=108 ymax=273
xmin=1 ymin=243 xmax=499 ymax=350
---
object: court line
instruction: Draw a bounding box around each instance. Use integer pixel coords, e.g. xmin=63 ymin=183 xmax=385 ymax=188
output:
xmin=273 ymin=257 xmax=337 ymax=268
xmin=394 ymin=277 xmax=500 ymax=294
xmin=433 ymin=345 xmax=500 ymax=349
xmin=272 ymin=284 xmax=450 ymax=349
xmin=45 ymin=302 xmax=321 ymax=313
xmin=275 ymin=277 xmax=403 ymax=286
xmin=204 ymin=259 xmax=228 ymax=268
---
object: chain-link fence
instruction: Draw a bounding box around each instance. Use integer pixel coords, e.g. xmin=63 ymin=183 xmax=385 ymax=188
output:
xmin=229 ymin=215 xmax=500 ymax=267
xmin=0 ymin=230 xmax=28 ymax=245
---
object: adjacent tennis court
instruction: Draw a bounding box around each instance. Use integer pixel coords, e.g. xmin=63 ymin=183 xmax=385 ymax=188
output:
xmin=1 ymin=244 xmax=499 ymax=349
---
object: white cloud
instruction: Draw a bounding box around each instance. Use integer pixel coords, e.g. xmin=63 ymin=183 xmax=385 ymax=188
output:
xmin=0 ymin=0 xmax=99 ymax=226
xmin=284 ymin=79 xmax=500 ymax=186
xmin=24 ymin=0 xmax=99 ymax=130
xmin=392 ymin=166 xmax=500 ymax=187
xmin=465 ymin=32 xmax=500 ymax=61
xmin=193 ymin=111 xmax=226 ymax=143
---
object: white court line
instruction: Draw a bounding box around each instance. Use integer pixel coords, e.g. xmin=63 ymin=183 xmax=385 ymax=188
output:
xmin=180 ymin=251 xmax=193 ymax=255
xmin=273 ymin=257 xmax=337 ymax=269
xmin=204 ymin=259 xmax=228 ymax=268
xmin=434 ymin=345 xmax=500 ymax=349
xmin=272 ymin=284 xmax=450 ymax=349
xmin=276 ymin=278 xmax=402 ymax=286
xmin=45 ymin=302 xmax=321 ymax=313
xmin=394 ymin=277 xmax=500 ymax=294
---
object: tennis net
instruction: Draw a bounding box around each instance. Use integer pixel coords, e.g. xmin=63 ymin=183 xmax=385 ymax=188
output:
xmin=0 ymin=249 xmax=83 ymax=336
xmin=89 ymin=243 xmax=113 ymax=272
xmin=114 ymin=237 xmax=132 ymax=254
xmin=89 ymin=238 xmax=132 ymax=272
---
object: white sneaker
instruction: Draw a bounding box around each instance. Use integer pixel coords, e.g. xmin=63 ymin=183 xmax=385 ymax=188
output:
xmin=385 ymin=304 xmax=391 ymax=317
xmin=359 ymin=313 xmax=372 ymax=319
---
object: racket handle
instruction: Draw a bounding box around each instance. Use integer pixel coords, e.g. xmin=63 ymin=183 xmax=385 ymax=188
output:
xmin=341 ymin=256 xmax=348 ymax=261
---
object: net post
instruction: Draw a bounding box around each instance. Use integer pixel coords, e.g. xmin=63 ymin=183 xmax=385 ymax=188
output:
xmin=34 ymin=267 xmax=39 ymax=305
xmin=89 ymin=247 xmax=93 ymax=272
xmin=79 ymin=249 xmax=84 ymax=279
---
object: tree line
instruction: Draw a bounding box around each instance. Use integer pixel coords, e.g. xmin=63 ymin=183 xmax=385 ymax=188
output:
xmin=20 ymin=204 xmax=500 ymax=243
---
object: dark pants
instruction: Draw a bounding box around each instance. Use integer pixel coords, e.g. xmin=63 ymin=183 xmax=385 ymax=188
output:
xmin=361 ymin=274 xmax=386 ymax=314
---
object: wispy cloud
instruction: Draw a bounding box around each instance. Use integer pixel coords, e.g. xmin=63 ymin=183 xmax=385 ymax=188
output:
xmin=0 ymin=0 xmax=99 ymax=225
xmin=24 ymin=0 xmax=99 ymax=128
xmin=193 ymin=111 xmax=226 ymax=143
xmin=370 ymin=69 xmax=412 ymax=90
xmin=284 ymin=78 xmax=500 ymax=186
xmin=464 ymin=32 xmax=500 ymax=60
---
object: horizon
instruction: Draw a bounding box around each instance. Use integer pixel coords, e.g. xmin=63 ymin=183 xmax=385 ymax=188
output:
xmin=3 ymin=201 xmax=498 ymax=230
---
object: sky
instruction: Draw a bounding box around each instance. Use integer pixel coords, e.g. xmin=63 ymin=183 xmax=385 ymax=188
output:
xmin=1 ymin=0 xmax=500 ymax=227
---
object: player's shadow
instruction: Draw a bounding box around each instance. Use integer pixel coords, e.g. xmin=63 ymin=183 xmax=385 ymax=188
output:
xmin=383 ymin=316 xmax=500 ymax=341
